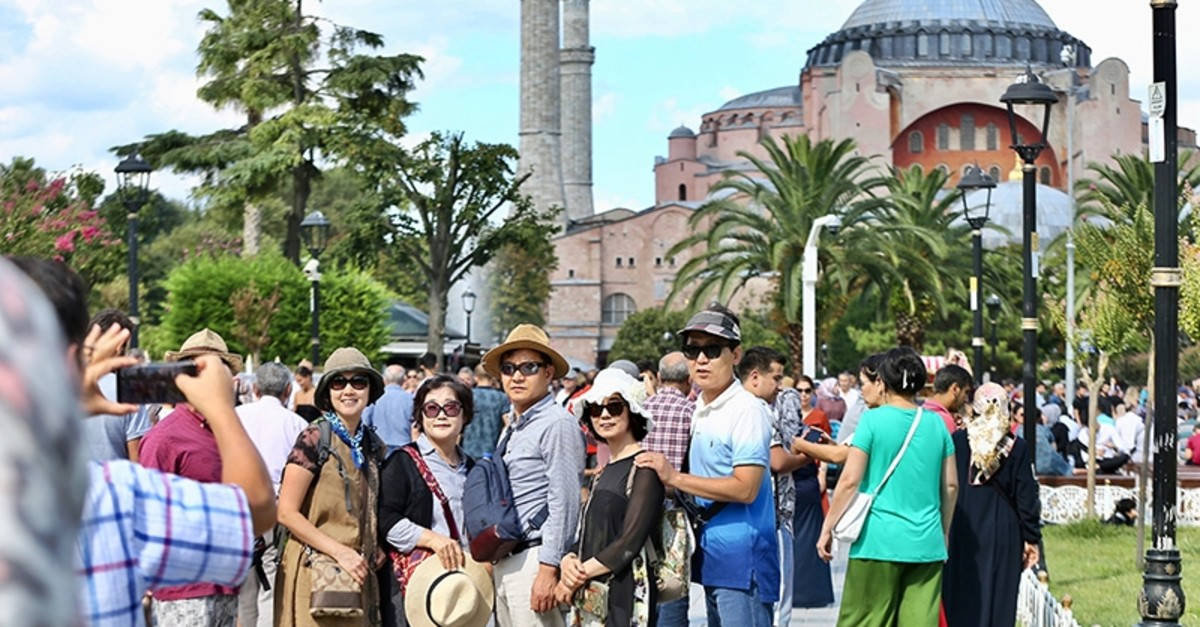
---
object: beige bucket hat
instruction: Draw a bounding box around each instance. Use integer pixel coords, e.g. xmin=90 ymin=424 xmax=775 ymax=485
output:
xmin=164 ymin=328 xmax=244 ymax=372
xmin=403 ymin=557 xmax=494 ymax=627
xmin=314 ymin=347 xmax=384 ymax=412
xmin=480 ymin=324 xmax=569 ymax=380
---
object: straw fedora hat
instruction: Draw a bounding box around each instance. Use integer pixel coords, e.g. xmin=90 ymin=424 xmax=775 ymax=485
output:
xmin=314 ymin=347 xmax=385 ymax=412
xmin=481 ymin=324 xmax=569 ymax=380
xmin=404 ymin=557 xmax=494 ymax=627
xmin=164 ymin=328 xmax=243 ymax=372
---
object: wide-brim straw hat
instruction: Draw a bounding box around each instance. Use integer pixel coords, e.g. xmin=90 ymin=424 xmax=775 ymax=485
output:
xmin=578 ymin=367 xmax=656 ymax=434
xmin=164 ymin=328 xmax=244 ymax=372
xmin=314 ymin=347 xmax=384 ymax=413
xmin=404 ymin=556 xmax=494 ymax=627
xmin=481 ymin=324 xmax=569 ymax=381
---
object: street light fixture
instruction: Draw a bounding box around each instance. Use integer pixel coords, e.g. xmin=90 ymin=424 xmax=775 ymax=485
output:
xmin=986 ymin=293 xmax=1001 ymax=379
xmin=300 ymin=210 xmax=331 ymax=366
xmin=461 ymin=289 xmax=477 ymax=343
xmin=1142 ymin=1 xmax=1184 ymax=623
xmin=1001 ymin=67 xmax=1058 ymax=451
xmin=802 ymin=214 xmax=842 ymax=376
xmin=958 ymin=166 xmax=996 ymax=384
xmin=114 ymin=154 xmax=153 ymax=348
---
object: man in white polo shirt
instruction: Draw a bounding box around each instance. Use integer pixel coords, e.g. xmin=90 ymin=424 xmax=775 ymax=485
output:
xmin=637 ymin=303 xmax=779 ymax=627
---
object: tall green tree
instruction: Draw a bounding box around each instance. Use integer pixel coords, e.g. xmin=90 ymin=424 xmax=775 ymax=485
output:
xmin=666 ymin=135 xmax=877 ymax=367
xmin=1075 ymin=151 xmax=1200 ymax=239
xmin=489 ymin=214 xmax=560 ymax=338
xmin=350 ymin=132 xmax=548 ymax=368
xmin=116 ymin=0 xmax=423 ymax=263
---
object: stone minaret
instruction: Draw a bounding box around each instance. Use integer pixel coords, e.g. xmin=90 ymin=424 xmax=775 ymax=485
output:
xmin=560 ymin=0 xmax=594 ymax=222
xmin=518 ymin=0 xmax=566 ymax=220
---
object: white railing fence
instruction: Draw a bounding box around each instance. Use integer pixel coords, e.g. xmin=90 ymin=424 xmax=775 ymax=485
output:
xmin=1016 ymin=568 xmax=1081 ymax=627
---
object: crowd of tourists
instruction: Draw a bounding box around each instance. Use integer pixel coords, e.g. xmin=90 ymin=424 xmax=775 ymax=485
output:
xmin=2 ymin=253 xmax=1070 ymax=627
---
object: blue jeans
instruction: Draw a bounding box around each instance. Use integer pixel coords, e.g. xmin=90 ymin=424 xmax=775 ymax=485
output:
xmin=705 ymin=584 xmax=773 ymax=627
xmin=775 ymin=527 xmax=794 ymax=627
xmin=654 ymin=596 xmax=689 ymax=627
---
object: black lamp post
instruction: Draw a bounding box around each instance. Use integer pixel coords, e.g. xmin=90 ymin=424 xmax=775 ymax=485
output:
xmin=986 ymin=293 xmax=1001 ymax=379
xmin=958 ymin=166 xmax=996 ymax=384
xmin=114 ymin=154 xmax=152 ymax=348
xmin=1001 ymin=66 xmax=1058 ymax=450
xmin=1141 ymin=1 xmax=1184 ymax=623
xmin=462 ymin=289 xmax=477 ymax=344
xmin=300 ymin=210 xmax=330 ymax=367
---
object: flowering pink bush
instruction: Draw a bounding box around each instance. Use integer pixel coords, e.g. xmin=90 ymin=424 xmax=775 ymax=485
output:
xmin=0 ymin=169 xmax=122 ymax=284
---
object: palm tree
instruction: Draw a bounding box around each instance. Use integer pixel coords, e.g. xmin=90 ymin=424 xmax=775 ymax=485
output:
xmin=666 ymin=134 xmax=877 ymax=367
xmin=834 ymin=166 xmax=971 ymax=349
xmin=1075 ymin=151 xmax=1200 ymax=238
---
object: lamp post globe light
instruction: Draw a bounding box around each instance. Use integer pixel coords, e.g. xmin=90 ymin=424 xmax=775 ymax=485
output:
xmin=300 ymin=210 xmax=331 ymax=367
xmin=461 ymin=289 xmax=477 ymax=343
xmin=1142 ymin=1 xmax=1184 ymax=624
xmin=1001 ymin=67 xmax=1057 ymax=452
xmin=957 ymin=166 xmax=996 ymax=384
xmin=114 ymin=154 xmax=153 ymax=348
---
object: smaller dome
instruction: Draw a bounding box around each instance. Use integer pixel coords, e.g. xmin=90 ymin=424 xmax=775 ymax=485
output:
xmin=960 ymin=182 xmax=1071 ymax=249
xmin=669 ymin=125 xmax=696 ymax=139
xmin=716 ymin=85 xmax=803 ymax=112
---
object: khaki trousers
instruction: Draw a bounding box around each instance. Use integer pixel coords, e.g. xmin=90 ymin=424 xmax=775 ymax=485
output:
xmin=493 ymin=547 xmax=565 ymax=627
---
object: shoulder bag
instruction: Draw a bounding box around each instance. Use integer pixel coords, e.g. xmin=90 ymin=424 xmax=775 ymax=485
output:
xmin=832 ymin=408 xmax=923 ymax=544
xmin=389 ymin=445 xmax=462 ymax=593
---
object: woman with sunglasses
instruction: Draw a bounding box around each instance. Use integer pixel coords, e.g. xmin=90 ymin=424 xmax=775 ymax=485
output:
xmin=378 ymin=375 xmax=483 ymax=623
xmin=554 ymin=367 xmax=663 ymax=627
xmin=276 ymin=347 xmax=387 ymax=626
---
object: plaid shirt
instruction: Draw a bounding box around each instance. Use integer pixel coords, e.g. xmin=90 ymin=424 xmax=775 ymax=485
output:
xmin=643 ymin=386 xmax=695 ymax=471
xmin=77 ymin=460 xmax=253 ymax=626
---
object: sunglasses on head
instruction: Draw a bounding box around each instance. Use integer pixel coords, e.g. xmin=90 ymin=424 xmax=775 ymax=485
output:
xmin=585 ymin=399 xmax=628 ymax=419
xmin=500 ymin=361 xmax=547 ymax=376
xmin=422 ymin=400 xmax=463 ymax=419
xmin=681 ymin=343 xmax=727 ymax=360
xmin=330 ymin=374 xmax=371 ymax=391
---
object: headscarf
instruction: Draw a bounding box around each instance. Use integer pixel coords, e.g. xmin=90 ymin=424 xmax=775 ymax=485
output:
xmin=817 ymin=378 xmax=840 ymax=400
xmin=964 ymin=382 xmax=1017 ymax=485
xmin=1040 ymin=403 xmax=1063 ymax=428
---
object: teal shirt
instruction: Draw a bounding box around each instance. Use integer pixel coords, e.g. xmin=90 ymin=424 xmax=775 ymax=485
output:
xmin=849 ymin=405 xmax=954 ymax=563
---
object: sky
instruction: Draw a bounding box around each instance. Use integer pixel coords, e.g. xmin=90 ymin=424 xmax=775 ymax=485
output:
xmin=2 ymin=0 xmax=1199 ymax=213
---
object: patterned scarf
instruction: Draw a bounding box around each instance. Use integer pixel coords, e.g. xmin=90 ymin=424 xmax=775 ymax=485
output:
xmin=325 ymin=412 xmax=366 ymax=469
xmin=965 ymin=383 xmax=1016 ymax=485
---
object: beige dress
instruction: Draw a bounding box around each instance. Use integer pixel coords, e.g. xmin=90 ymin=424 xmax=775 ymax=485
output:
xmin=276 ymin=427 xmax=381 ymax=626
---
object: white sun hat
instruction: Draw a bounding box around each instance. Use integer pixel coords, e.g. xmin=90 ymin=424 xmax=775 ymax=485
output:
xmin=578 ymin=367 xmax=655 ymax=433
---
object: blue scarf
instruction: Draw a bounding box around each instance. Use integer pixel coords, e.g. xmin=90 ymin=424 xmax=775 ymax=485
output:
xmin=325 ymin=412 xmax=366 ymax=469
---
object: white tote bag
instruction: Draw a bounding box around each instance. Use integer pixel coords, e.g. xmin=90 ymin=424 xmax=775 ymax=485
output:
xmin=832 ymin=408 xmax=924 ymax=544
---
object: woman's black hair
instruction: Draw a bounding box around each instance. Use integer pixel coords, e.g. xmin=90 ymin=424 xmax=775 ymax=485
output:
xmin=412 ymin=374 xmax=474 ymax=432
xmin=858 ymin=352 xmax=885 ymax=383
xmin=878 ymin=347 xmax=926 ymax=396
xmin=581 ymin=395 xmax=650 ymax=444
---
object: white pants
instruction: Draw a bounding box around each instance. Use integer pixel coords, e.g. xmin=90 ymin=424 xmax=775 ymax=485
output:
xmin=236 ymin=529 xmax=277 ymax=627
xmin=493 ymin=547 xmax=565 ymax=627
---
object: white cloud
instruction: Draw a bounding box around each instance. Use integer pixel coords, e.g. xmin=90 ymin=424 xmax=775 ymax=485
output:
xmin=594 ymin=91 xmax=618 ymax=121
xmin=718 ymin=85 xmax=742 ymax=102
xmin=593 ymin=191 xmax=644 ymax=213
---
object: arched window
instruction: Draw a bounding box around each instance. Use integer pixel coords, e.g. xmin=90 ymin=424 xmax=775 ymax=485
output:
xmin=936 ymin=124 xmax=950 ymax=150
xmin=678 ymin=184 xmax=687 ymax=201
xmin=936 ymin=164 xmax=950 ymax=176
xmin=960 ymin=114 xmax=975 ymax=150
xmin=602 ymin=293 xmax=637 ymax=325
xmin=961 ymin=33 xmax=973 ymax=56
xmin=1039 ymin=166 xmax=1052 ymax=185
xmin=939 ymin=31 xmax=951 ymax=56
xmin=986 ymin=123 xmax=999 ymax=151
xmin=909 ymin=130 xmax=924 ymax=154
xmin=917 ymin=32 xmax=930 ymax=57
xmin=912 ymin=164 xmax=924 ymax=176
xmin=988 ymin=165 xmax=1002 ymax=182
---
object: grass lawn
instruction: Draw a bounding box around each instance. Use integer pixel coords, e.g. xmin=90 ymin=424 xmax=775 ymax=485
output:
xmin=1043 ymin=520 xmax=1200 ymax=626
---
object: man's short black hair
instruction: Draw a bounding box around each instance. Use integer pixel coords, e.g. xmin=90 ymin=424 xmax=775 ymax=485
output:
xmin=419 ymin=351 xmax=438 ymax=370
xmin=8 ymin=256 xmax=89 ymax=346
xmin=636 ymin=359 xmax=655 ymax=374
xmin=932 ymin=365 xmax=973 ymax=394
xmin=89 ymin=308 xmax=133 ymax=334
xmin=736 ymin=346 xmax=783 ymax=380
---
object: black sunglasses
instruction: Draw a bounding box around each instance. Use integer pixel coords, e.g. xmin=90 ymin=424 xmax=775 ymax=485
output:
xmin=422 ymin=400 xmax=464 ymax=419
xmin=585 ymin=399 xmax=628 ymax=419
xmin=500 ymin=361 xmax=547 ymax=376
xmin=797 ymin=387 xmax=814 ymax=394
xmin=330 ymin=374 xmax=370 ymax=391
xmin=681 ymin=343 xmax=727 ymax=360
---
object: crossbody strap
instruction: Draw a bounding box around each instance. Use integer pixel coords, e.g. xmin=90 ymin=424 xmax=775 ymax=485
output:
xmin=400 ymin=446 xmax=461 ymax=540
xmin=870 ymin=408 xmax=923 ymax=497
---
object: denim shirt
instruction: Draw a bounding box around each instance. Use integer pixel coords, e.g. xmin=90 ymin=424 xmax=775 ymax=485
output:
xmin=502 ymin=392 xmax=586 ymax=565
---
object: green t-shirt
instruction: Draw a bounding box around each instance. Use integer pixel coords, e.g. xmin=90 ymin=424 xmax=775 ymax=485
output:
xmin=849 ymin=405 xmax=954 ymax=563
